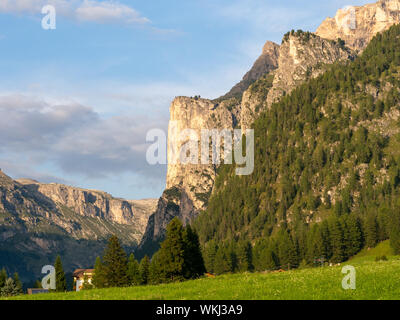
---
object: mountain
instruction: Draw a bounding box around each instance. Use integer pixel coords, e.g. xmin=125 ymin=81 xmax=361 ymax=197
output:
xmin=218 ymin=41 xmax=280 ymax=101
xmin=316 ymin=0 xmax=400 ymax=51
xmin=0 ymin=170 xmax=156 ymax=283
xmin=140 ymin=0 xmax=394 ymax=255
xmin=195 ymin=23 xmax=400 ymax=268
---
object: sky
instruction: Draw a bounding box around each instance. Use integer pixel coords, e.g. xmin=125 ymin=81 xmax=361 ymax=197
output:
xmin=0 ymin=0 xmax=374 ymax=200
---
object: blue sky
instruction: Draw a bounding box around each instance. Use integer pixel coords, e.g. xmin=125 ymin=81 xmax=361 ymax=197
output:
xmin=0 ymin=0 xmax=373 ymax=200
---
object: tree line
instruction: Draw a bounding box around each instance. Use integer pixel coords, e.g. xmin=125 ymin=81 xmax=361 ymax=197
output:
xmin=0 ymin=269 xmax=23 ymax=297
xmin=89 ymin=218 xmax=205 ymax=289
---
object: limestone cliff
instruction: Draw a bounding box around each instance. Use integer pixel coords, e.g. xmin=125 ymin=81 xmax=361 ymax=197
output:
xmin=316 ymin=0 xmax=400 ymax=51
xmin=0 ymin=170 xmax=156 ymax=281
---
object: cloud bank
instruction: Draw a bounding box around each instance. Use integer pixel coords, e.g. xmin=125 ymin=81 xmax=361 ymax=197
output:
xmin=0 ymin=93 xmax=167 ymax=182
xmin=0 ymin=0 xmax=150 ymax=25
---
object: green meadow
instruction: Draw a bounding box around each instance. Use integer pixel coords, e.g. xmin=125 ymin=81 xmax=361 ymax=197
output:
xmin=3 ymin=241 xmax=400 ymax=300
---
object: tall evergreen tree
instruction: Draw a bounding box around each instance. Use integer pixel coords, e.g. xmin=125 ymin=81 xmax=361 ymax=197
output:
xmin=102 ymin=235 xmax=128 ymax=287
xmin=0 ymin=268 xmax=7 ymax=288
xmin=213 ymin=246 xmax=231 ymax=275
xmin=329 ymin=218 xmax=345 ymax=263
xmin=1 ymin=278 xmax=17 ymax=297
xmin=236 ymin=241 xmax=253 ymax=272
xmin=54 ymin=255 xmax=66 ymax=292
xmin=92 ymin=256 xmax=107 ymax=288
xmin=389 ymin=208 xmax=400 ymax=254
xmin=365 ymin=214 xmax=378 ymax=248
xmin=127 ymin=254 xmax=141 ymax=286
xmin=139 ymin=256 xmax=150 ymax=285
xmin=344 ymin=215 xmax=363 ymax=257
xmin=148 ymin=252 xmax=164 ymax=285
xmin=278 ymin=230 xmax=299 ymax=269
xmin=157 ymin=218 xmax=186 ymax=282
xmin=183 ymin=225 xmax=206 ymax=279
xmin=202 ymin=240 xmax=218 ymax=273
xmin=13 ymin=273 xmax=23 ymax=295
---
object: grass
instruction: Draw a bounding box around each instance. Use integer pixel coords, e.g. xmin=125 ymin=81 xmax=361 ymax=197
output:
xmin=349 ymin=240 xmax=394 ymax=262
xmin=4 ymin=249 xmax=400 ymax=300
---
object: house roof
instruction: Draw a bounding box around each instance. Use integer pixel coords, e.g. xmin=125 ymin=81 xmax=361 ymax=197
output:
xmin=73 ymin=269 xmax=95 ymax=278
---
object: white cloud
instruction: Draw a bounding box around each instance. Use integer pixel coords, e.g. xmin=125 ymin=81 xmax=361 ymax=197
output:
xmin=0 ymin=93 xmax=166 ymax=179
xmin=0 ymin=0 xmax=150 ymax=25
xmin=76 ymin=0 xmax=150 ymax=24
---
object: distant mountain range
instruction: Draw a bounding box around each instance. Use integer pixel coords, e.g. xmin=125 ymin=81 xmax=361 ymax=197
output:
xmin=0 ymin=169 xmax=156 ymax=283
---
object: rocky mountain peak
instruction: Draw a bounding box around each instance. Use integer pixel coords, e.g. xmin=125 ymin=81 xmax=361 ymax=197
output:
xmin=316 ymin=0 xmax=400 ymax=51
xmin=218 ymin=40 xmax=280 ymax=100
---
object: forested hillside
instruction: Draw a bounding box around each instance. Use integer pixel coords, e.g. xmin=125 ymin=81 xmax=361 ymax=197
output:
xmin=194 ymin=25 xmax=400 ymax=274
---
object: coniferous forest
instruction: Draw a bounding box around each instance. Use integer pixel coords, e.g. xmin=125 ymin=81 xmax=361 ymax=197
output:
xmin=194 ymin=25 xmax=400 ymax=274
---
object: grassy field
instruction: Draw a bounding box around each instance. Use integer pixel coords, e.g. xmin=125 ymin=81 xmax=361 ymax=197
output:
xmin=4 ymin=243 xmax=400 ymax=300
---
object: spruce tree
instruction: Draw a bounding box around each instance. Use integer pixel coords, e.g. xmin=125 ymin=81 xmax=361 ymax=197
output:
xmin=345 ymin=215 xmax=363 ymax=257
xmin=202 ymin=240 xmax=218 ymax=273
xmin=139 ymin=256 xmax=150 ymax=285
xmin=1 ymin=278 xmax=17 ymax=297
xmin=157 ymin=218 xmax=186 ymax=282
xmin=278 ymin=230 xmax=299 ymax=269
xmin=261 ymin=246 xmax=278 ymax=271
xmin=54 ymin=255 xmax=66 ymax=292
xmin=329 ymin=218 xmax=345 ymax=263
xmin=183 ymin=225 xmax=206 ymax=279
xmin=389 ymin=209 xmax=400 ymax=254
xmin=13 ymin=273 xmax=23 ymax=295
xmin=365 ymin=214 xmax=378 ymax=248
xmin=92 ymin=256 xmax=107 ymax=288
xmin=213 ymin=246 xmax=230 ymax=275
xmin=127 ymin=254 xmax=141 ymax=286
xmin=148 ymin=252 xmax=164 ymax=285
xmin=236 ymin=241 xmax=253 ymax=272
xmin=102 ymin=235 xmax=128 ymax=287
xmin=0 ymin=268 xmax=7 ymax=288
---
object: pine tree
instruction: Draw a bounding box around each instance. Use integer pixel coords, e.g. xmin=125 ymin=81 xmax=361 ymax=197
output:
xmin=213 ymin=246 xmax=230 ymax=275
xmin=344 ymin=215 xmax=363 ymax=257
xmin=54 ymin=255 xmax=66 ymax=292
xmin=236 ymin=241 xmax=253 ymax=272
xmin=139 ymin=256 xmax=150 ymax=285
xmin=389 ymin=209 xmax=400 ymax=254
xmin=261 ymin=246 xmax=278 ymax=271
xmin=148 ymin=252 xmax=164 ymax=285
xmin=0 ymin=268 xmax=7 ymax=288
xmin=102 ymin=235 xmax=128 ymax=287
xmin=92 ymin=257 xmax=107 ymax=288
xmin=13 ymin=273 xmax=23 ymax=295
xmin=127 ymin=254 xmax=141 ymax=286
xmin=329 ymin=218 xmax=345 ymax=263
xmin=183 ymin=225 xmax=206 ymax=279
xmin=157 ymin=218 xmax=186 ymax=282
xmin=1 ymin=278 xmax=17 ymax=297
xmin=365 ymin=214 xmax=378 ymax=248
xmin=278 ymin=230 xmax=299 ymax=269
xmin=202 ymin=240 xmax=218 ymax=273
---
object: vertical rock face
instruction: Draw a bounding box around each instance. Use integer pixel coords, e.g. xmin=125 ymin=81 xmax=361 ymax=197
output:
xmin=316 ymin=0 xmax=400 ymax=52
xmin=166 ymin=96 xmax=238 ymax=210
xmin=140 ymin=97 xmax=239 ymax=250
xmin=17 ymin=180 xmax=156 ymax=230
